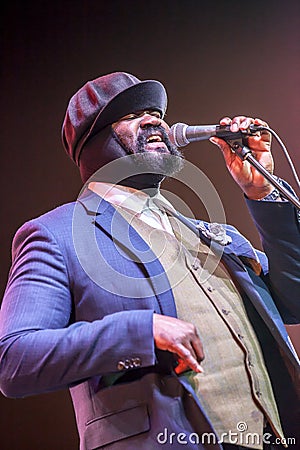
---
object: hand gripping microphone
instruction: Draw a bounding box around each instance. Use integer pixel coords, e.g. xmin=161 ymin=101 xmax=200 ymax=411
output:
xmin=169 ymin=122 xmax=261 ymax=147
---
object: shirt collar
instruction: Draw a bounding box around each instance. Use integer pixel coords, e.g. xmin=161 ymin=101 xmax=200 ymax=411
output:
xmin=88 ymin=181 xmax=176 ymax=215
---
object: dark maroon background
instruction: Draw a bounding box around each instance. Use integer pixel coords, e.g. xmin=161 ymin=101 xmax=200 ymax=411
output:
xmin=1 ymin=1 xmax=299 ymax=448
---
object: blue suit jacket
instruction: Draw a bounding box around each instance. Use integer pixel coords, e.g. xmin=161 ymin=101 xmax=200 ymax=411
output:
xmin=0 ymin=188 xmax=299 ymax=449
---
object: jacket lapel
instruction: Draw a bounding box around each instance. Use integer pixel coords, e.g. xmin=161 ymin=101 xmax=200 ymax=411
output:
xmin=78 ymin=188 xmax=299 ymax=368
xmin=78 ymin=188 xmax=177 ymax=317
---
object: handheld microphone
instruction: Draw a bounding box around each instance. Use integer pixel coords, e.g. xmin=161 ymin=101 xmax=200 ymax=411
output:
xmin=169 ymin=122 xmax=261 ymax=147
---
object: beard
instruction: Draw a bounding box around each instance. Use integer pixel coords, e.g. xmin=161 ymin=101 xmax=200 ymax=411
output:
xmin=113 ymin=125 xmax=185 ymax=178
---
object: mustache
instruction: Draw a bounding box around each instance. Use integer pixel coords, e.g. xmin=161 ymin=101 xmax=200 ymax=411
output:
xmin=138 ymin=125 xmax=181 ymax=156
xmin=138 ymin=125 xmax=170 ymax=145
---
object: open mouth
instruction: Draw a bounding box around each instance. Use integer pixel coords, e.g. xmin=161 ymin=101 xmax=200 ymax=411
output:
xmin=146 ymin=134 xmax=163 ymax=143
xmin=137 ymin=126 xmax=173 ymax=154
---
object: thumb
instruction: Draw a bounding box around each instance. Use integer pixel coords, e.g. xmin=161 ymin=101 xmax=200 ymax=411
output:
xmin=209 ymin=136 xmax=226 ymax=150
xmin=209 ymin=136 xmax=221 ymax=147
xmin=209 ymin=136 xmax=233 ymax=162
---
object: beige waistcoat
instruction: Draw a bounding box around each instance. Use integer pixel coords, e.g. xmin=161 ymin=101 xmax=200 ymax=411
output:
xmin=119 ymin=208 xmax=284 ymax=449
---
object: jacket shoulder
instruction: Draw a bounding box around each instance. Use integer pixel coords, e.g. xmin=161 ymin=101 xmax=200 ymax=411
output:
xmin=12 ymin=202 xmax=77 ymax=253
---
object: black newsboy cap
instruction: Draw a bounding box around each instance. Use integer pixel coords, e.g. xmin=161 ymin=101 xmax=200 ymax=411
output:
xmin=62 ymin=71 xmax=168 ymax=164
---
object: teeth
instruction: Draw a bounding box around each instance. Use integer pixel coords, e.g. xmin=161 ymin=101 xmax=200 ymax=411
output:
xmin=147 ymin=135 xmax=162 ymax=143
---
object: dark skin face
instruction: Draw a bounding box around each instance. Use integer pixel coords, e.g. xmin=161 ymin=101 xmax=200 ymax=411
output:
xmin=112 ymin=110 xmax=171 ymax=154
xmin=79 ymin=109 xmax=183 ymax=188
xmin=111 ymin=110 xmax=184 ymax=185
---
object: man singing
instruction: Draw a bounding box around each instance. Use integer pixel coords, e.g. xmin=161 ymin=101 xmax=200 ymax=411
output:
xmin=0 ymin=72 xmax=299 ymax=449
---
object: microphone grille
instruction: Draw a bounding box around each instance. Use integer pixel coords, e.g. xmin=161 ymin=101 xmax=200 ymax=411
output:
xmin=169 ymin=122 xmax=189 ymax=147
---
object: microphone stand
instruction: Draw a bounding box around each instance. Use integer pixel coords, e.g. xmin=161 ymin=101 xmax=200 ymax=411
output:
xmin=226 ymin=138 xmax=300 ymax=209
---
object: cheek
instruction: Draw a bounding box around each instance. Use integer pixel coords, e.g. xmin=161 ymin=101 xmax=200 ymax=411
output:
xmin=114 ymin=124 xmax=137 ymax=149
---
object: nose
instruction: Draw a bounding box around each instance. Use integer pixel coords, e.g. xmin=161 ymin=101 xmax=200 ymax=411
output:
xmin=139 ymin=113 xmax=162 ymax=128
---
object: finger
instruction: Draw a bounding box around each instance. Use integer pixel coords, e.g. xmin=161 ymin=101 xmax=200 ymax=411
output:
xmin=187 ymin=326 xmax=205 ymax=362
xmin=254 ymin=117 xmax=269 ymax=128
xmin=231 ymin=116 xmax=253 ymax=132
xmin=252 ymin=119 xmax=272 ymax=146
xmin=211 ymin=128 xmax=270 ymax=156
xmin=174 ymin=358 xmax=202 ymax=375
xmin=210 ymin=136 xmax=235 ymax=159
xmin=219 ymin=116 xmax=252 ymax=132
xmin=174 ymin=358 xmax=190 ymax=375
xmin=220 ymin=116 xmax=269 ymax=131
xmin=210 ymin=135 xmax=252 ymax=172
xmin=191 ymin=333 xmax=205 ymax=363
xmin=247 ymin=134 xmax=271 ymax=152
xmin=175 ymin=343 xmax=204 ymax=373
xmin=219 ymin=116 xmax=232 ymax=126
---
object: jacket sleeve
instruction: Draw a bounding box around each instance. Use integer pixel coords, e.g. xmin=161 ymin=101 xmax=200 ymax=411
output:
xmin=246 ymin=198 xmax=300 ymax=324
xmin=0 ymin=220 xmax=156 ymax=398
